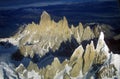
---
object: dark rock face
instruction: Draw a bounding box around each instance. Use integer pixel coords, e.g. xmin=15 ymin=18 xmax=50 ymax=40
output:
xmin=106 ymin=38 xmax=120 ymax=54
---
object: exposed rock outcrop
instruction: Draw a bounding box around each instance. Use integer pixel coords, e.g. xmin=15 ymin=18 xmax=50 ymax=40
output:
xmin=0 ymin=11 xmax=120 ymax=79
xmin=13 ymin=11 xmax=97 ymax=58
xmin=69 ymin=45 xmax=84 ymax=77
xmin=15 ymin=32 xmax=120 ymax=79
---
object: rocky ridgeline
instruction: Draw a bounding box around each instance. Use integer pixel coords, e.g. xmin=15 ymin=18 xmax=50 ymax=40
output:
xmin=13 ymin=11 xmax=102 ymax=58
xmin=15 ymin=32 xmax=120 ymax=79
xmin=0 ymin=11 xmax=119 ymax=79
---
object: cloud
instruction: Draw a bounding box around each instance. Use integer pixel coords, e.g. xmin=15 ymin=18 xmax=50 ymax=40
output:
xmin=0 ymin=0 xmax=116 ymax=10
xmin=0 ymin=1 xmax=64 ymax=10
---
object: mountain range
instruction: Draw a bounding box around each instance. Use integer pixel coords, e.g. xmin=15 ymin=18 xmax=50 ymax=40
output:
xmin=0 ymin=11 xmax=120 ymax=79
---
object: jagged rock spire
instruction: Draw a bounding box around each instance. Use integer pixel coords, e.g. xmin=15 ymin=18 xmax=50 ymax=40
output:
xmin=40 ymin=11 xmax=51 ymax=21
xmin=70 ymin=45 xmax=84 ymax=77
xmin=15 ymin=31 xmax=120 ymax=79
xmin=51 ymin=57 xmax=61 ymax=68
xmin=82 ymin=26 xmax=95 ymax=41
xmin=63 ymin=16 xmax=69 ymax=28
xmin=83 ymin=41 xmax=95 ymax=74
xmin=15 ymin=11 xmax=100 ymax=58
xmin=96 ymin=32 xmax=109 ymax=58
xmin=39 ymin=11 xmax=51 ymax=27
xmin=70 ymin=45 xmax=84 ymax=61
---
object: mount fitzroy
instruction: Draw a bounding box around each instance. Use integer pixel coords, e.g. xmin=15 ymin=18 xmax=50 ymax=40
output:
xmin=0 ymin=11 xmax=120 ymax=79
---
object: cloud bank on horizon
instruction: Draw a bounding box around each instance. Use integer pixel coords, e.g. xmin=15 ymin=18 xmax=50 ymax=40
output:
xmin=0 ymin=0 xmax=117 ymax=9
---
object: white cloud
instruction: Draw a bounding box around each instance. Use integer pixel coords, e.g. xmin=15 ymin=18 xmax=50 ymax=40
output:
xmin=0 ymin=1 xmax=64 ymax=10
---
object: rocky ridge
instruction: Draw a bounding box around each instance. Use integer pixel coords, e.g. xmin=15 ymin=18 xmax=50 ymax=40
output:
xmin=9 ymin=11 xmax=116 ymax=59
xmin=0 ymin=11 xmax=120 ymax=79
xmin=15 ymin=32 xmax=120 ymax=79
xmin=13 ymin=11 xmax=97 ymax=57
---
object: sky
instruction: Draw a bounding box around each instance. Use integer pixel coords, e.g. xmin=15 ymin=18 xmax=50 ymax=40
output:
xmin=0 ymin=0 xmax=117 ymax=9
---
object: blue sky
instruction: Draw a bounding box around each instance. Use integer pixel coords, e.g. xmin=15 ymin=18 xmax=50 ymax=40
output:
xmin=0 ymin=0 xmax=117 ymax=9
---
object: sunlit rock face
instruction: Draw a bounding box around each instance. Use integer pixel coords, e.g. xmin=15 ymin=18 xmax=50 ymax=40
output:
xmin=13 ymin=11 xmax=98 ymax=57
xmin=15 ymin=32 xmax=120 ymax=79
xmin=0 ymin=11 xmax=120 ymax=79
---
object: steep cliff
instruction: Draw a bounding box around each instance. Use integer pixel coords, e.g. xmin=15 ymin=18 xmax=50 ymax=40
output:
xmin=15 ymin=32 xmax=120 ymax=79
xmin=14 ymin=11 xmax=97 ymax=57
xmin=0 ymin=11 xmax=120 ymax=79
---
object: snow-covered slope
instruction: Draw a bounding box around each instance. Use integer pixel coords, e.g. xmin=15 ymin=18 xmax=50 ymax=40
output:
xmin=0 ymin=62 xmax=19 ymax=79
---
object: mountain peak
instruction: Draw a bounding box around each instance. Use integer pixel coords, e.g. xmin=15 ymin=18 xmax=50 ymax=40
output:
xmin=99 ymin=32 xmax=104 ymax=40
xmin=41 ymin=11 xmax=50 ymax=20
xmin=63 ymin=16 xmax=68 ymax=27
xmin=70 ymin=45 xmax=84 ymax=61
xmin=14 ymin=11 xmax=103 ymax=58
xmin=39 ymin=11 xmax=51 ymax=27
xmin=96 ymin=32 xmax=109 ymax=58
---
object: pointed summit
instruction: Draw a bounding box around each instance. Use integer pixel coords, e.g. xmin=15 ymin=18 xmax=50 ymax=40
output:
xmin=70 ymin=45 xmax=84 ymax=61
xmin=96 ymin=32 xmax=109 ymax=57
xmin=39 ymin=11 xmax=51 ymax=27
xmin=62 ymin=16 xmax=69 ymax=29
xmin=83 ymin=41 xmax=96 ymax=74
xmin=99 ymin=32 xmax=104 ymax=40
xmin=70 ymin=45 xmax=84 ymax=77
xmin=16 ymin=64 xmax=26 ymax=74
xmin=51 ymin=57 xmax=61 ymax=68
xmin=78 ymin=23 xmax=84 ymax=35
xmin=82 ymin=26 xmax=95 ymax=41
xmin=41 ymin=11 xmax=51 ymax=21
